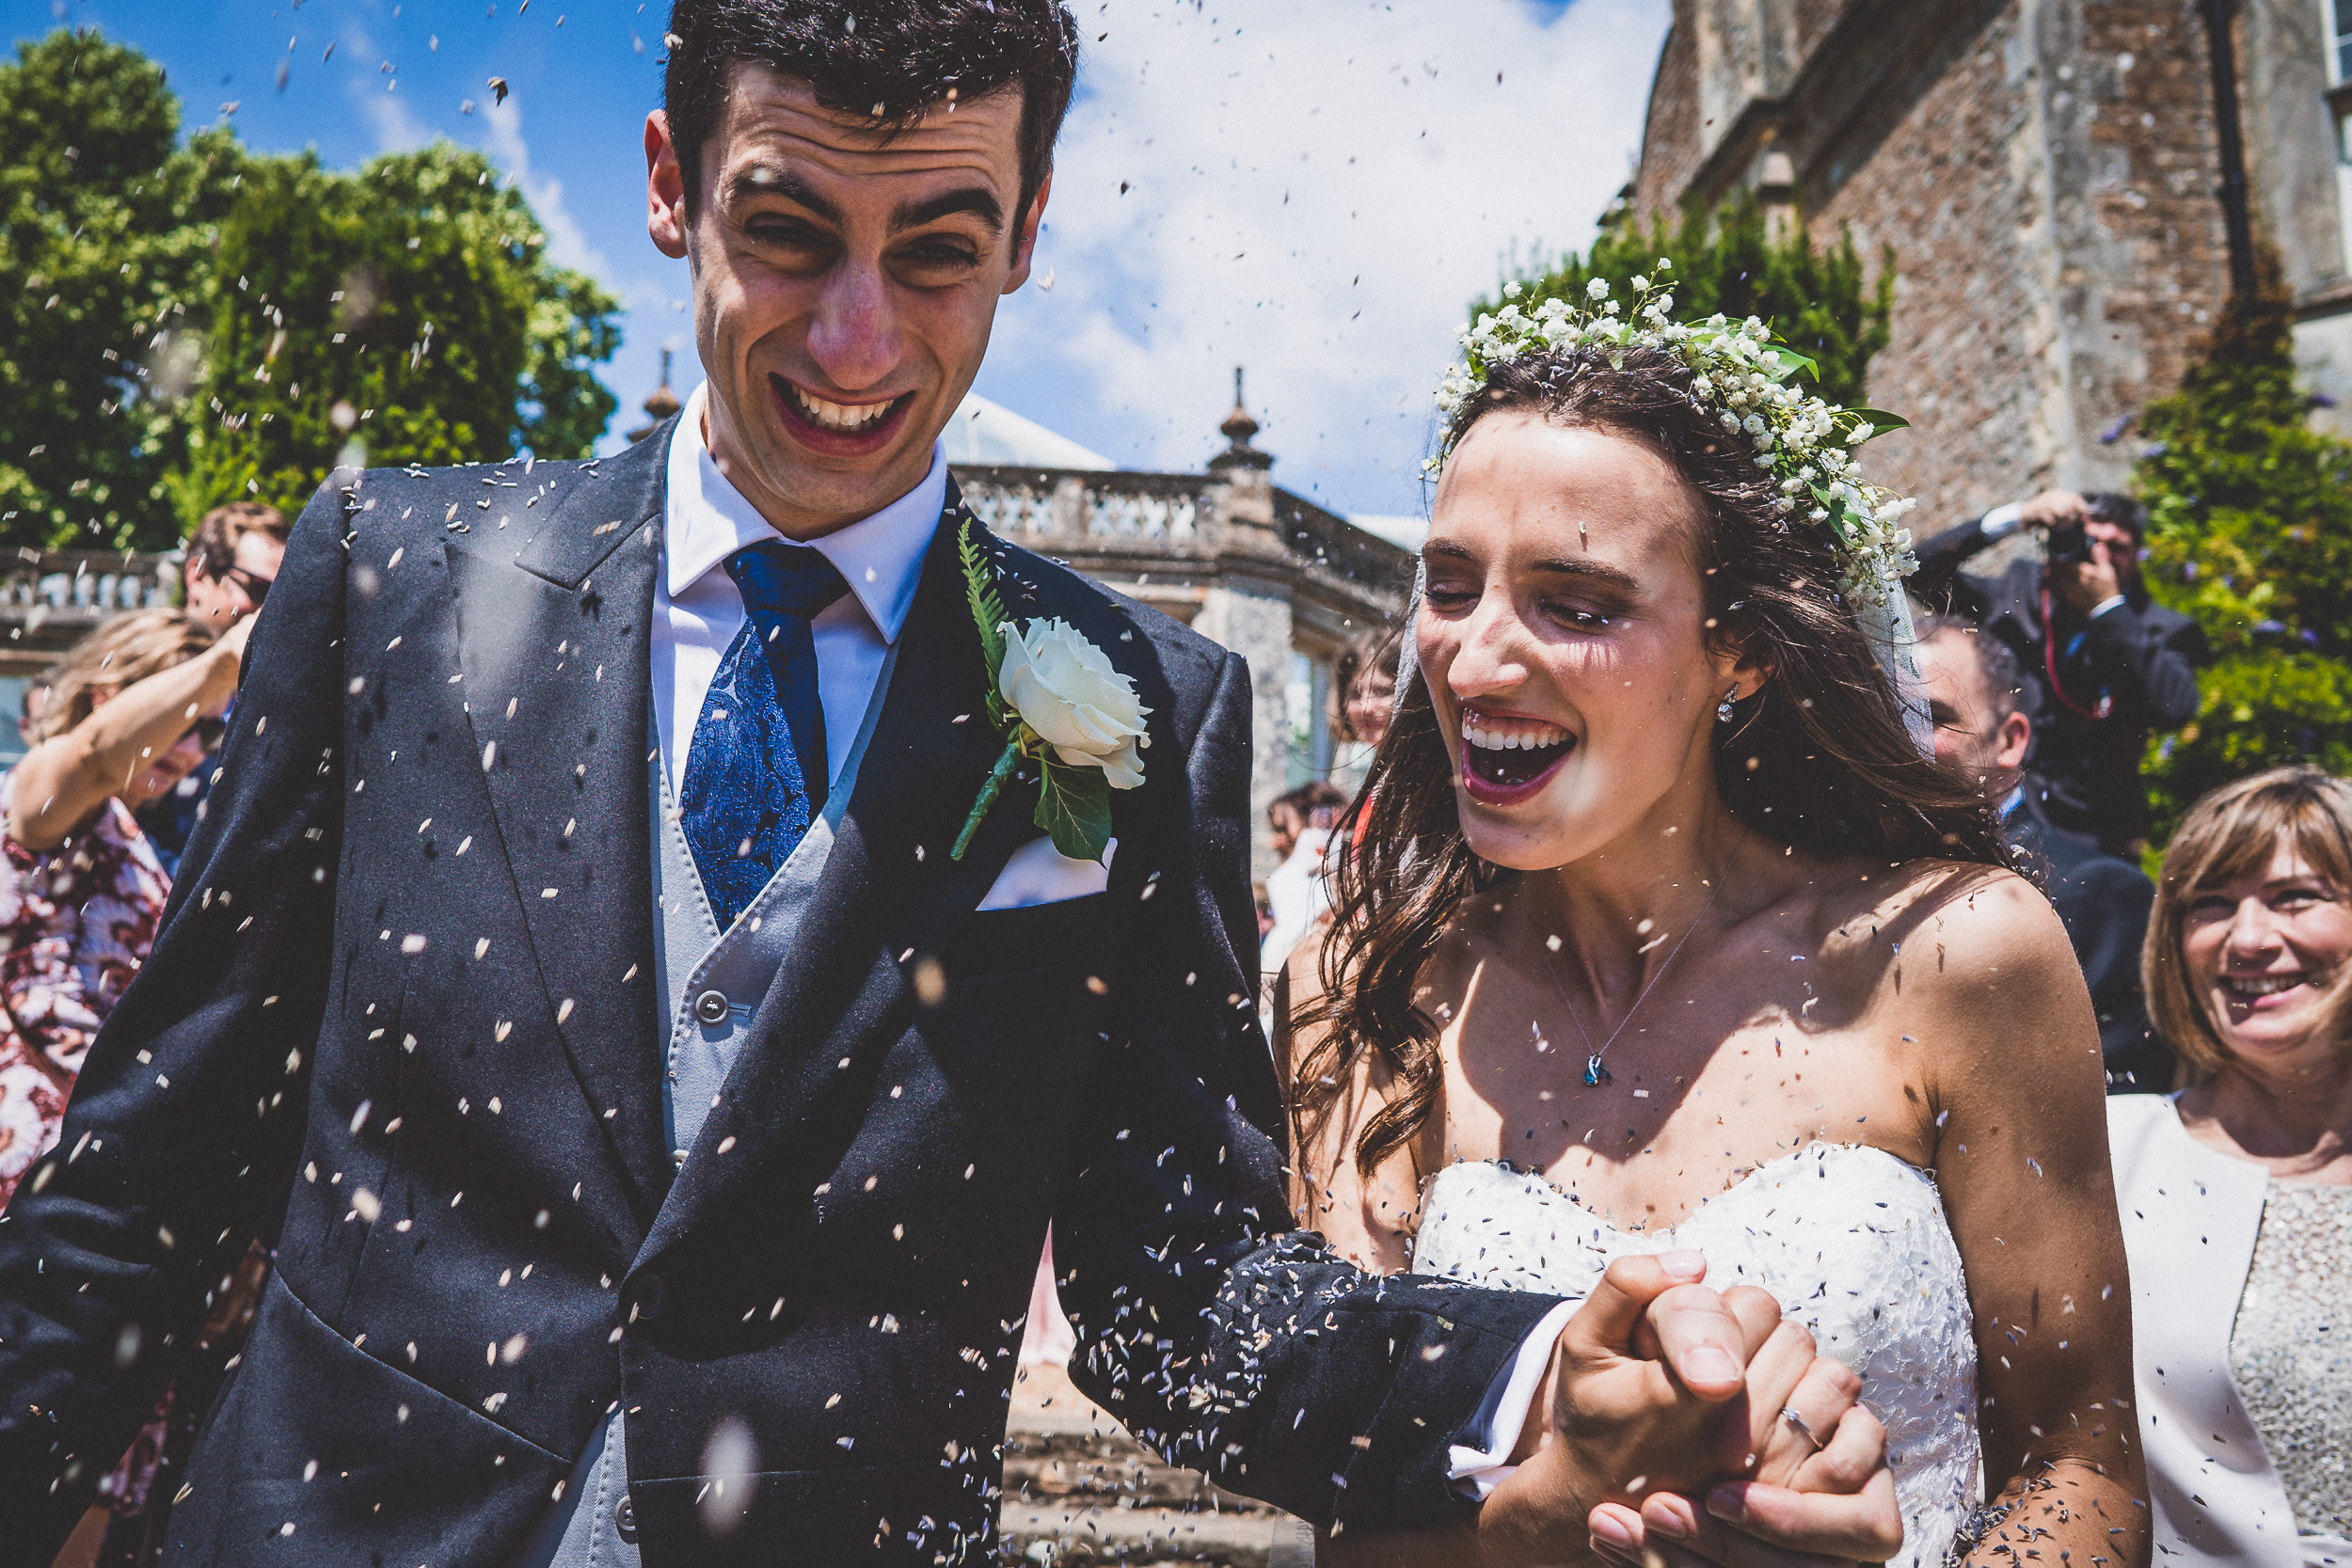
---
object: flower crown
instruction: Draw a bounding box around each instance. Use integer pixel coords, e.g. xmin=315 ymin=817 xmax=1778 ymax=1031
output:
xmin=1430 ymin=262 xmax=1918 ymax=608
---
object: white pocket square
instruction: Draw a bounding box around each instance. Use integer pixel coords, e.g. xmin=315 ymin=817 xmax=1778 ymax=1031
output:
xmin=976 ymin=835 xmax=1114 ymax=911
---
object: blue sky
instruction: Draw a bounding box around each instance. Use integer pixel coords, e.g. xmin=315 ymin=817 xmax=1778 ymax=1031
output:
xmin=25 ymin=0 xmax=1668 ymax=516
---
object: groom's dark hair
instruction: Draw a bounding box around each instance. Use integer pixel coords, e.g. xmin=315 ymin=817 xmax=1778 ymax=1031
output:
xmin=664 ymin=0 xmax=1080 ymax=233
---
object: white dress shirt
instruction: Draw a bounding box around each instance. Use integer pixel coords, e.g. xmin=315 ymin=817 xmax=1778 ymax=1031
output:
xmin=655 ymin=383 xmax=945 ymax=800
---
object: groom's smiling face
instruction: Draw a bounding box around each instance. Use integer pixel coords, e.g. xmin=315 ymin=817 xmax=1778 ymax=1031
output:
xmin=646 ymin=65 xmax=1046 ymax=539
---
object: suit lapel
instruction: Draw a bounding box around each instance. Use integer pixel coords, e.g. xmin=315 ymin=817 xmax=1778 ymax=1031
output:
xmin=640 ymin=499 xmax=1041 ymax=1259
xmin=442 ymin=429 xmax=674 ymax=1223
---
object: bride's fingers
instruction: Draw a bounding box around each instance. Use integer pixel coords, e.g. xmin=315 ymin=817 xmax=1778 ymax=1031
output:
xmin=1628 ymin=1493 xmax=1851 ymax=1568
xmin=1750 ymin=1354 xmax=1860 ymax=1487
xmin=1790 ymin=1403 xmax=1887 ymax=1498
xmin=1705 ymin=1467 xmax=1906 ymax=1561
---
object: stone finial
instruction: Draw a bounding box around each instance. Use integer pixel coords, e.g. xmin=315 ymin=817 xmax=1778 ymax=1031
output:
xmin=1209 ymin=366 xmax=1273 ymax=472
xmin=628 ymin=346 xmax=683 ymax=442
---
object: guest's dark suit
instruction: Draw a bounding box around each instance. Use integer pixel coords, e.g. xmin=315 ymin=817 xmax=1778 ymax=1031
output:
xmin=1913 ymin=518 xmax=2205 ymax=852
xmin=2007 ymin=792 xmax=2172 ymax=1093
xmin=0 ymin=426 xmax=1556 ymax=1565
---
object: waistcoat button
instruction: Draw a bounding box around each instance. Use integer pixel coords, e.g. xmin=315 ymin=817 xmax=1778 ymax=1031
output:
xmin=692 ymin=989 xmax=731 ymax=1024
xmin=631 ymin=1273 xmax=666 ymax=1322
xmin=614 ymin=1493 xmax=638 ymax=1541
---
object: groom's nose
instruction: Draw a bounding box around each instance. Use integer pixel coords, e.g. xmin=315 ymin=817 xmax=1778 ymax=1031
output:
xmin=803 ymin=257 xmax=902 ymax=392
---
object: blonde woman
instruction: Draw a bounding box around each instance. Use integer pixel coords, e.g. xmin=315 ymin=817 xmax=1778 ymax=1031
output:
xmin=0 ymin=607 xmax=243 ymax=1208
xmin=2112 ymin=766 xmax=2352 ymax=1565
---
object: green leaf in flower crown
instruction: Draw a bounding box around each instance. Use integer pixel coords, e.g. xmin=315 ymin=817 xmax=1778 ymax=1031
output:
xmin=1764 ymin=345 xmax=1817 ymax=382
xmin=1810 ymin=483 xmax=1858 ymax=543
xmin=1844 ymin=407 xmax=1911 ymax=436
xmin=1034 ymin=761 xmax=1114 ymax=864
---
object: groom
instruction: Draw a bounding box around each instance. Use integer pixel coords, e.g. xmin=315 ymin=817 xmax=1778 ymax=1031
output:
xmin=0 ymin=5 xmax=1892 ymax=1564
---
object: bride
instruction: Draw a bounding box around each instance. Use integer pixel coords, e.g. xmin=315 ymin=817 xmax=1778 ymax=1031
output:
xmin=1279 ymin=281 xmax=2147 ymax=1568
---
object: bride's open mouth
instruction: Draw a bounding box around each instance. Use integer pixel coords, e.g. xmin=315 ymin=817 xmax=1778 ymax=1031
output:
xmin=1459 ymin=705 xmax=1577 ymax=804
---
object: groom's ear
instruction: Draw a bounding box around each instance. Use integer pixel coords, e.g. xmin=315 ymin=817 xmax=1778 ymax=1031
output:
xmin=1002 ymin=172 xmax=1052 ymax=295
xmin=646 ymin=111 xmax=692 ymax=261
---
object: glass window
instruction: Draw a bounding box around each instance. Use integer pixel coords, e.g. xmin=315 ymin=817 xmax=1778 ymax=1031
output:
xmin=2335 ymin=0 xmax=2352 ymax=82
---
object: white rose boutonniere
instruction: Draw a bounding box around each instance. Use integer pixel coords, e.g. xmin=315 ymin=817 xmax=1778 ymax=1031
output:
xmin=951 ymin=522 xmax=1150 ymax=864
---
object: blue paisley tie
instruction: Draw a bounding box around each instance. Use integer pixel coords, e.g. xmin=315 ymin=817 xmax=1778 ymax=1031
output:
xmin=678 ymin=541 xmax=850 ymax=931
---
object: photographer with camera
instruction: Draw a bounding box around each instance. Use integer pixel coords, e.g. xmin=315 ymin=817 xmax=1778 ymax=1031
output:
xmin=1912 ymin=488 xmax=2205 ymax=856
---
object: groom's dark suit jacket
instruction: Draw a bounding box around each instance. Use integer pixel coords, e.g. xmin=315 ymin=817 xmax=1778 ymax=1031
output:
xmin=0 ymin=426 xmax=1557 ymax=1566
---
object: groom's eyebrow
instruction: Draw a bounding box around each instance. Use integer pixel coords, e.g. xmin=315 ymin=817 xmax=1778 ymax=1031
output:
xmin=729 ymin=166 xmax=843 ymax=225
xmin=891 ymin=186 xmax=1005 ymax=234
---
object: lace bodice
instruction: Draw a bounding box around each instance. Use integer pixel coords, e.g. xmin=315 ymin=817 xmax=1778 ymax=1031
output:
xmin=1412 ymin=1144 xmax=1980 ymax=1568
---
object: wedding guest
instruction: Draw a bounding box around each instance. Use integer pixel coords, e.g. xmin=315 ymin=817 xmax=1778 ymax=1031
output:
xmin=1333 ymin=622 xmax=1404 ymax=753
xmin=15 ymin=671 xmax=51 ymax=751
xmin=0 ymin=608 xmax=239 ymax=1208
xmin=139 ymin=502 xmax=285 ymax=874
xmin=1263 ymin=781 xmax=1346 ymax=975
xmin=0 ymin=609 xmax=240 ymax=1567
xmin=1911 ymin=489 xmax=2203 ymax=858
xmin=1913 ymin=615 xmax=2170 ymax=1090
xmin=2111 ymin=765 xmax=2352 ymax=1563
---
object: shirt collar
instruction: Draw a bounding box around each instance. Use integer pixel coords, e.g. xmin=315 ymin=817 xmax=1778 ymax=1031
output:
xmin=1997 ymin=784 xmax=2026 ymax=821
xmin=662 ymin=382 xmax=944 ymax=643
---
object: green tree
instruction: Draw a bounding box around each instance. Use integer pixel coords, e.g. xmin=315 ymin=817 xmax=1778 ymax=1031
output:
xmin=2135 ymin=257 xmax=2352 ymax=840
xmin=1477 ymin=194 xmax=1895 ymax=407
xmin=180 ymin=142 xmax=620 ymax=518
xmin=0 ymin=27 xmax=622 ymax=550
xmin=0 ymin=29 xmax=257 ymax=548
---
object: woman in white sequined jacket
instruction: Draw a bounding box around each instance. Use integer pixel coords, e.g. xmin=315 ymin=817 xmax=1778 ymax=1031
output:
xmin=2113 ymin=766 xmax=2352 ymax=1568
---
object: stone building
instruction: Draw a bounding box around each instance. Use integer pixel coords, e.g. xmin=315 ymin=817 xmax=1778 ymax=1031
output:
xmin=1626 ymin=0 xmax=2352 ymax=527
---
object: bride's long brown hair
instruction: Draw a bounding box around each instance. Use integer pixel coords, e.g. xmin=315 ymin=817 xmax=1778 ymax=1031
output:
xmin=1290 ymin=346 xmax=2008 ymax=1180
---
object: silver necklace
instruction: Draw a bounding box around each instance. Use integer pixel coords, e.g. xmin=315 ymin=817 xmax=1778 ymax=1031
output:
xmin=1542 ymin=882 xmax=1723 ymax=1087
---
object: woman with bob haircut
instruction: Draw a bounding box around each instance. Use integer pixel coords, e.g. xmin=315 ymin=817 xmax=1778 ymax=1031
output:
xmin=1279 ymin=282 xmax=2145 ymax=1568
xmin=2110 ymin=765 xmax=2352 ymax=1564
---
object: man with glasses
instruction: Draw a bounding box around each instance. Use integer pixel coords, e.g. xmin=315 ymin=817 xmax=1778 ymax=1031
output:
xmin=138 ymin=502 xmax=288 ymax=871
xmin=1915 ymin=614 xmax=2173 ymax=1090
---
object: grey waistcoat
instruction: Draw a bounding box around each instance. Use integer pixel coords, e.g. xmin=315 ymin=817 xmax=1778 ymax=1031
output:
xmin=505 ymin=645 xmax=898 ymax=1568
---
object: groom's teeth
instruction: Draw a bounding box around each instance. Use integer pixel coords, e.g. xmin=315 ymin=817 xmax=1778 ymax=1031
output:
xmin=792 ymin=387 xmax=898 ymax=433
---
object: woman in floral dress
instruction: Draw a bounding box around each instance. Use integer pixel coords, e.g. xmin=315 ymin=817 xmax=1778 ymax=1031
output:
xmin=0 ymin=607 xmax=245 ymax=1210
xmin=0 ymin=606 xmax=247 ymax=1568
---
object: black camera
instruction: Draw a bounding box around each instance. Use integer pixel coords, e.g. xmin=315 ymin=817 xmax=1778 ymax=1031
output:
xmin=2044 ymin=517 xmax=2091 ymax=567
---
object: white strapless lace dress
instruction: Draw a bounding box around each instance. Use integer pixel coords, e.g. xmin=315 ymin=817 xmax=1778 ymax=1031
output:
xmin=1412 ymin=1144 xmax=1981 ymax=1568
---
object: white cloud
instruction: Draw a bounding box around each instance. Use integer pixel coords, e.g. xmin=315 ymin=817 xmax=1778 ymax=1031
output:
xmin=483 ymin=94 xmax=613 ymax=280
xmin=972 ymin=0 xmax=1670 ymax=516
xmin=354 ymin=74 xmax=432 ymax=154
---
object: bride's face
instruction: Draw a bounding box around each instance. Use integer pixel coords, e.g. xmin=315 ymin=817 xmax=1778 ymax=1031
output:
xmin=1421 ymin=413 xmax=1741 ymax=871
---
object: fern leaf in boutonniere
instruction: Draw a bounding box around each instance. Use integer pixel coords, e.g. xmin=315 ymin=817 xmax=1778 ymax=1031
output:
xmin=950 ymin=520 xmax=1151 ymax=865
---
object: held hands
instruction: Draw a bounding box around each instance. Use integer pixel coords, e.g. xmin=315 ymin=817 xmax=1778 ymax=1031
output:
xmin=1479 ymin=1253 xmax=1902 ymax=1568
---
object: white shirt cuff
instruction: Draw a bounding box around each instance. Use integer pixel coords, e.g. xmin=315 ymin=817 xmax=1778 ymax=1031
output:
xmin=1979 ymin=501 xmax=2026 ymax=540
xmin=2089 ymin=594 xmax=2128 ymax=619
xmin=1446 ymin=1299 xmax=1579 ymax=1499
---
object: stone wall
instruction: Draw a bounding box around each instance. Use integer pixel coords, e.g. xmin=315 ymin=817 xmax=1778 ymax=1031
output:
xmin=1627 ymin=0 xmax=2239 ymax=526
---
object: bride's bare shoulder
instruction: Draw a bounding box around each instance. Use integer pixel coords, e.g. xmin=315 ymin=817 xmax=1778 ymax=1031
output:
xmin=1811 ymin=854 xmax=2093 ymax=1063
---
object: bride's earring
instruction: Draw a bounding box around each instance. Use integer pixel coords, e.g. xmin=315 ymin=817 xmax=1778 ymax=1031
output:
xmin=1717 ymin=685 xmax=1740 ymax=723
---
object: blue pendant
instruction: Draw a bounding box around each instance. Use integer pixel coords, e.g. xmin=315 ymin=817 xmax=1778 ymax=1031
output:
xmin=1584 ymin=1054 xmax=1612 ymax=1087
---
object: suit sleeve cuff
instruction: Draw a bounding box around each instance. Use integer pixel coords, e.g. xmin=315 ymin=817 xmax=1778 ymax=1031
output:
xmin=1979 ymin=502 xmax=2026 ymax=540
xmin=2088 ymin=594 xmax=2128 ymax=620
xmin=1447 ymin=1299 xmax=1579 ymax=1499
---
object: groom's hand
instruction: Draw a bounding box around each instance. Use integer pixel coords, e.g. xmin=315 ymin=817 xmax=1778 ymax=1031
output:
xmin=1476 ymin=1252 xmax=1772 ymax=1563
